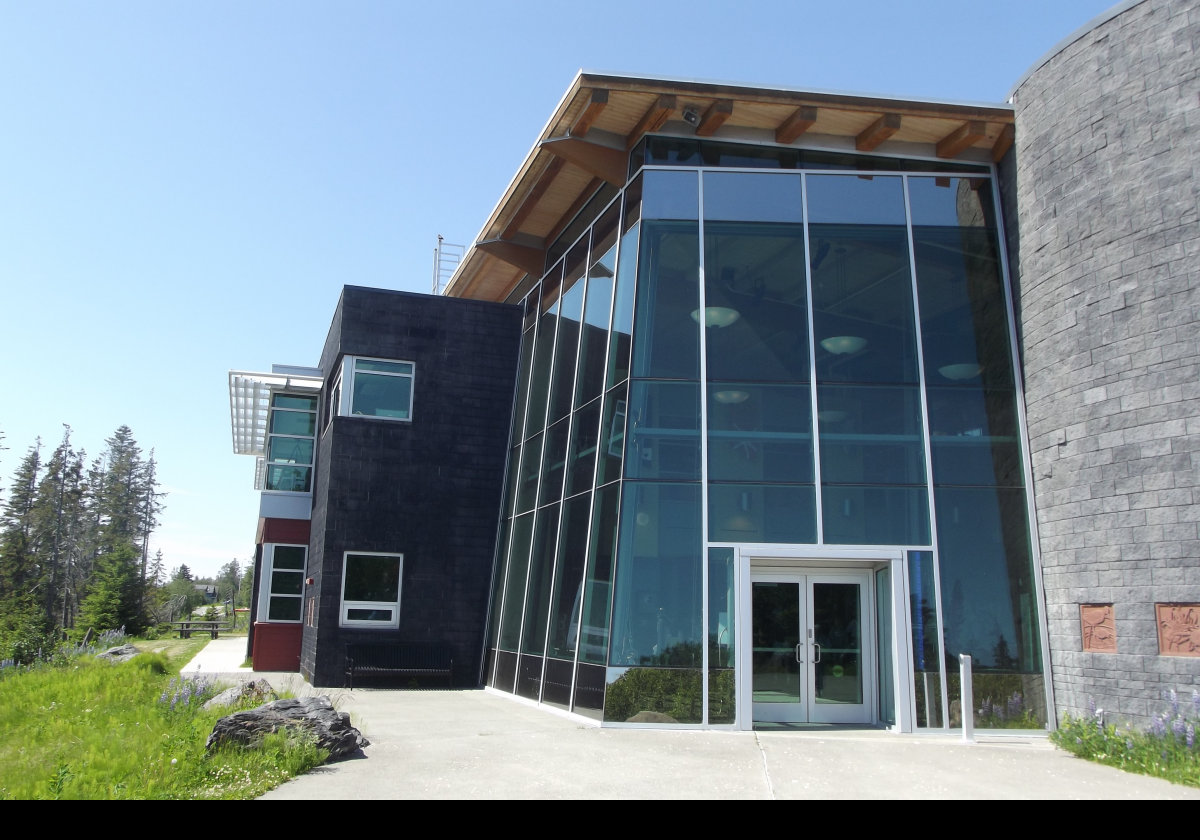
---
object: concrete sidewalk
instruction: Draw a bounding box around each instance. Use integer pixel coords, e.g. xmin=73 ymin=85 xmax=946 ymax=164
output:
xmin=182 ymin=637 xmax=1200 ymax=800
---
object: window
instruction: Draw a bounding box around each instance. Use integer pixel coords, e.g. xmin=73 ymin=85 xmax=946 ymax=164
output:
xmin=340 ymin=552 xmax=403 ymax=628
xmin=264 ymin=393 xmax=317 ymax=492
xmin=259 ymin=544 xmax=306 ymax=622
xmin=333 ymin=357 xmax=415 ymax=421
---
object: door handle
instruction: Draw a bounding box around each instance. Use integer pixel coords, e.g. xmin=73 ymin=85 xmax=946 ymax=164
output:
xmin=813 ymin=643 xmax=822 ymax=663
xmin=794 ymin=643 xmax=804 ymax=664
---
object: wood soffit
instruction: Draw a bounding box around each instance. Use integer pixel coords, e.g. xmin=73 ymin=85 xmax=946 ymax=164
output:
xmin=448 ymin=73 xmax=1015 ymax=303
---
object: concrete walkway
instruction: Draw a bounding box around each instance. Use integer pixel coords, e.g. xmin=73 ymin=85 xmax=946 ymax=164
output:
xmin=181 ymin=637 xmax=1200 ymax=800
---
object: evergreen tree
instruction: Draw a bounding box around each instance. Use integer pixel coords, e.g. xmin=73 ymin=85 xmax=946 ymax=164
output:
xmin=173 ymin=564 xmax=193 ymax=582
xmin=29 ymin=428 xmax=87 ymax=629
xmin=0 ymin=441 xmax=42 ymax=602
xmin=78 ymin=542 xmax=142 ymax=634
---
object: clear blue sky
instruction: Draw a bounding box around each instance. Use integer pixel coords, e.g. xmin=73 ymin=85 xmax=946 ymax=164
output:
xmin=0 ymin=0 xmax=1119 ymax=579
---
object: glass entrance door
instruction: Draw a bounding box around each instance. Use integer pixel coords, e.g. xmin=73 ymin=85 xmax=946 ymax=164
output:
xmin=751 ymin=571 xmax=872 ymax=724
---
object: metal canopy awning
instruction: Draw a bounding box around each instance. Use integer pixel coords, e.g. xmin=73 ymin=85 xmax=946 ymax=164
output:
xmin=228 ymin=366 xmax=323 ymax=457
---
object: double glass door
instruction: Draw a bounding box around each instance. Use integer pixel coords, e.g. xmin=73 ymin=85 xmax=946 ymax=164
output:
xmin=752 ymin=571 xmax=872 ymax=724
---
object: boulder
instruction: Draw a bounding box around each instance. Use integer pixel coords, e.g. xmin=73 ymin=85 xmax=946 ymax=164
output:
xmin=205 ymin=696 xmax=369 ymax=760
xmin=203 ymin=678 xmax=278 ymax=711
xmin=95 ymin=644 xmax=140 ymax=663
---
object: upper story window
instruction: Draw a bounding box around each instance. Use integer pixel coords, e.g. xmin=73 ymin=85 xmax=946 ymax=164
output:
xmin=331 ymin=357 xmax=415 ymax=422
xmin=264 ymin=392 xmax=317 ymax=493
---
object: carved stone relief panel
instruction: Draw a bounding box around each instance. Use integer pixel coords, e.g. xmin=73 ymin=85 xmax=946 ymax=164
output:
xmin=1080 ymin=604 xmax=1116 ymax=652
xmin=1156 ymin=604 xmax=1200 ymax=656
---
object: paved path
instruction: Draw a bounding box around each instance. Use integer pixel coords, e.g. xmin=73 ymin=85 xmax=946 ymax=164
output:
xmin=183 ymin=638 xmax=1200 ymax=800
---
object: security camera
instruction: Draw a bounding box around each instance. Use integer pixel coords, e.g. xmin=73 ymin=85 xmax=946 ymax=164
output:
xmin=682 ymin=106 xmax=701 ymax=127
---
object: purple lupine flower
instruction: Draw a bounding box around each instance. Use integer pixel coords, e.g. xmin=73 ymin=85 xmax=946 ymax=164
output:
xmin=1152 ymin=714 xmax=1167 ymax=737
xmin=1170 ymin=689 xmax=1180 ymax=717
xmin=1126 ymin=738 xmax=1134 ymax=751
xmin=1187 ymin=723 xmax=1195 ymax=749
xmin=1173 ymin=716 xmax=1186 ymax=739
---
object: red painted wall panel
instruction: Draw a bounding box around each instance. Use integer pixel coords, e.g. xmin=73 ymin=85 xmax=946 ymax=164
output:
xmin=251 ymin=622 xmax=302 ymax=672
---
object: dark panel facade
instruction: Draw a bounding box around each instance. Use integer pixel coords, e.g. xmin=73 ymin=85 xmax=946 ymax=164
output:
xmin=301 ymin=286 xmax=522 ymax=687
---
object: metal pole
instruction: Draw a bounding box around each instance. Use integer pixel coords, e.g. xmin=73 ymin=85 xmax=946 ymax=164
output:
xmin=959 ymin=653 xmax=974 ymax=743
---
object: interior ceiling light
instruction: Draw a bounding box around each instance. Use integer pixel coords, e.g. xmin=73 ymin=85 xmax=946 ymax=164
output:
xmin=939 ymin=363 xmax=983 ymax=380
xmin=714 ymin=390 xmax=750 ymax=404
xmin=691 ymin=306 xmax=740 ymax=328
xmin=820 ymin=335 xmax=867 ymax=354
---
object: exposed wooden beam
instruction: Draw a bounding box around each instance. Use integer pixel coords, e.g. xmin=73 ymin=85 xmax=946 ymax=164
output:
xmin=545 ymin=177 xmax=605 ymax=250
xmin=539 ymin=136 xmax=627 ymax=186
xmin=991 ymin=123 xmax=1015 ymax=162
xmin=475 ymin=239 xmax=547 ymax=278
xmin=776 ymin=106 xmax=818 ymax=144
xmin=569 ymin=88 xmax=609 ymax=137
xmin=695 ymin=99 xmax=733 ymax=137
xmin=856 ymin=113 xmax=901 ymax=151
xmin=936 ymin=120 xmax=987 ymax=159
xmin=625 ymin=95 xmax=676 ymax=149
xmin=501 ymin=157 xmax=565 ymax=240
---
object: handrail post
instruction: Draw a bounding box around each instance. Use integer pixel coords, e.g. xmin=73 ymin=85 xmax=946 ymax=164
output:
xmin=959 ymin=653 xmax=974 ymax=743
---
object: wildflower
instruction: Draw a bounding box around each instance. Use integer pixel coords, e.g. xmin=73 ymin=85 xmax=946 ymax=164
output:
xmin=1151 ymin=714 xmax=1167 ymax=737
xmin=1187 ymin=723 xmax=1195 ymax=749
xmin=1173 ymin=716 xmax=1186 ymax=739
xmin=1169 ymin=689 xmax=1180 ymax=717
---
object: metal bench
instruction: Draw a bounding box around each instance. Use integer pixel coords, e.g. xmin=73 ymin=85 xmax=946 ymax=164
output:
xmin=345 ymin=642 xmax=454 ymax=689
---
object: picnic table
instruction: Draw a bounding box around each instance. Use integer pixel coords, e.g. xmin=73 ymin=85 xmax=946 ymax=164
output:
xmin=173 ymin=620 xmax=230 ymax=640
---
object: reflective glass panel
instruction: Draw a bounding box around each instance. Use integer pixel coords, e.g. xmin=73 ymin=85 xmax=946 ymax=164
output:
xmin=935 ymin=487 xmax=1040 ymax=673
xmin=268 ymin=596 xmax=302 ymax=622
xmin=343 ymin=554 xmax=400 ymax=603
xmin=270 ymin=569 xmax=303 ymax=596
xmin=909 ymin=550 xmax=944 ymax=728
xmin=910 ymin=177 xmax=1016 ymax=390
xmin=515 ymin=433 xmax=542 ymax=514
xmin=499 ymin=513 xmax=533 ymax=650
xmin=808 ymin=176 xmax=918 ymax=385
xmin=269 ymin=410 xmax=315 ymax=436
xmin=630 ymin=221 xmax=700 ymax=380
xmin=927 ymin=387 xmax=1023 ymax=486
xmin=548 ymin=241 xmax=587 ymax=423
xmin=606 ymin=224 xmax=639 ymax=388
xmin=546 ymin=494 xmax=591 ymax=660
xmin=642 ymin=169 xmax=698 ymax=220
xmin=604 ymin=667 xmax=704 ymax=724
xmin=709 ymin=483 xmax=816 ymax=543
xmin=708 ymin=547 xmax=736 ymax=724
xmin=272 ymin=394 xmax=317 ymax=411
xmin=520 ymin=503 xmax=560 ymax=655
xmin=511 ymin=323 xmax=536 ymax=441
xmin=267 ymin=436 xmax=313 ymax=466
xmin=703 ymin=222 xmax=808 ymax=382
xmin=624 ymin=381 xmax=701 ymax=481
xmin=576 ymin=239 xmax=616 ymax=408
xmin=351 ymin=371 xmax=412 ymax=419
xmin=355 ymin=359 xmax=412 ymax=375
xmin=703 ymin=171 xmax=804 ymax=223
xmin=272 ymin=546 xmax=306 ymax=569
xmin=265 ymin=465 xmax=311 ymax=493
xmin=707 ymin=383 xmax=813 ymax=483
xmin=540 ymin=418 xmax=570 ymax=505
xmin=610 ymin=482 xmax=702 ymax=667
xmin=875 ymin=566 xmax=895 ymax=725
xmin=564 ymin=398 xmax=600 ymax=497
xmin=579 ymin=482 xmax=620 ymax=665
xmin=817 ymin=384 xmax=926 ymax=486
xmin=525 ymin=264 xmax=561 ymax=438
xmin=821 ymin=485 xmax=929 ymax=545
xmin=595 ymin=383 xmax=628 ymax=487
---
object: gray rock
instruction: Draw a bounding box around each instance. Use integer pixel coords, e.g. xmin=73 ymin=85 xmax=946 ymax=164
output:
xmin=203 ymin=678 xmax=279 ymax=710
xmin=205 ymin=696 xmax=369 ymax=760
xmin=95 ymin=644 xmax=140 ymax=663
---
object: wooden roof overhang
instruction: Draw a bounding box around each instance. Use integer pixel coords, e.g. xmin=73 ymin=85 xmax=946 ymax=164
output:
xmin=445 ymin=72 xmax=1015 ymax=303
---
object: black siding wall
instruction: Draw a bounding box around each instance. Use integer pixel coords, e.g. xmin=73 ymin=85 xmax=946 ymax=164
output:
xmin=301 ymin=285 xmax=522 ymax=687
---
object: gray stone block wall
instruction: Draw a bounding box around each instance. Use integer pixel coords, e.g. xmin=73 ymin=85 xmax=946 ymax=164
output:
xmin=1008 ymin=0 xmax=1200 ymax=729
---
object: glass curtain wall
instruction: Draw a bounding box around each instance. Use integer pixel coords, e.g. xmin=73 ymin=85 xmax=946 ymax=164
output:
xmin=487 ymin=147 xmax=1042 ymax=731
